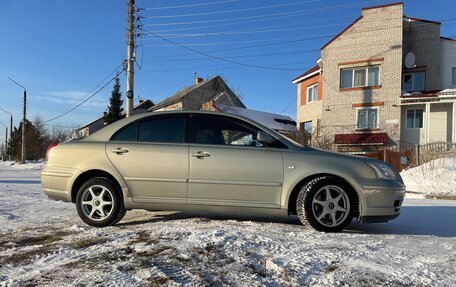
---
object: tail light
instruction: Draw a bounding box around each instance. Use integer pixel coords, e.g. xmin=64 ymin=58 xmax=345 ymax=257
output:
xmin=46 ymin=141 xmax=59 ymax=161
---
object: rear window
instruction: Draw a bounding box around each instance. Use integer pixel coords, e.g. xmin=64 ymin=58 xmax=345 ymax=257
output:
xmin=138 ymin=117 xmax=185 ymax=143
xmin=111 ymin=122 xmax=138 ymax=141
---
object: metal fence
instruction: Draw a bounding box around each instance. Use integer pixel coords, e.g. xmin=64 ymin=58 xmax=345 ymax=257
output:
xmin=416 ymin=141 xmax=456 ymax=165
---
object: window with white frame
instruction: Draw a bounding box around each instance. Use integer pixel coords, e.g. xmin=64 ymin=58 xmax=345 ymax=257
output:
xmin=357 ymin=108 xmax=378 ymax=129
xmin=306 ymin=84 xmax=318 ymax=103
xmin=340 ymin=66 xmax=380 ymax=88
xmin=452 ymin=67 xmax=456 ymax=86
xmin=403 ymin=71 xmax=425 ymax=91
xmin=406 ymin=109 xmax=423 ymax=128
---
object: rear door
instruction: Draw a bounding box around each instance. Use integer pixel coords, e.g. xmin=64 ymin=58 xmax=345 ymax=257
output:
xmin=187 ymin=114 xmax=284 ymax=208
xmin=106 ymin=114 xmax=188 ymax=204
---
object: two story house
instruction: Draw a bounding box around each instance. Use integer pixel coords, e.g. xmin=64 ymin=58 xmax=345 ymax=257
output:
xmin=293 ymin=2 xmax=456 ymax=153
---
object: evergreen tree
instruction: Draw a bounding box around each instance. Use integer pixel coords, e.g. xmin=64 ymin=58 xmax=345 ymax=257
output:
xmin=8 ymin=119 xmax=43 ymax=161
xmin=104 ymin=75 xmax=124 ymax=125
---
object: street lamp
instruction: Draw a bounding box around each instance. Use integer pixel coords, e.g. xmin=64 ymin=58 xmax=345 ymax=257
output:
xmin=0 ymin=122 xmax=7 ymax=161
xmin=0 ymin=107 xmax=13 ymax=161
xmin=8 ymin=77 xmax=26 ymax=164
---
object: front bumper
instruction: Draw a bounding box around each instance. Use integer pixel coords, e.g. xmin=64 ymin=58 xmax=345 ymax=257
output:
xmin=355 ymin=179 xmax=405 ymax=223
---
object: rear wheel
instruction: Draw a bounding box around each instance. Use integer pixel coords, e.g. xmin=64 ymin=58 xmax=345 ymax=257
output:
xmin=296 ymin=176 xmax=355 ymax=232
xmin=76 ymin=178 xmax=126 ymax=227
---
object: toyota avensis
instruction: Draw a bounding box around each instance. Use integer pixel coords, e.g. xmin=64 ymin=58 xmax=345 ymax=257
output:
xmin=41 ymin=111 xmax=405 ymax=232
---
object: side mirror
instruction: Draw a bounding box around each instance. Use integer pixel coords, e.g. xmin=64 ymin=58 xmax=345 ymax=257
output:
xmin=257 ymin=131 xmax=274 ymax=145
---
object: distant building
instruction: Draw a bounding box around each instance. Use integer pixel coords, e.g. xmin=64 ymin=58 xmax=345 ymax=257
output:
xmin=78 ymin=99 xmax=154 ymax=137
xmin=149 ymin=76 xmax=245 ymax=112
xmin=292 ymin=2 xmax=456 ymax=153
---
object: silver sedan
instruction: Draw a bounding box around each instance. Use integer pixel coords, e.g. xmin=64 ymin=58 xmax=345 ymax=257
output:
xmin=41 ymin=111 xmax=405 ymax=232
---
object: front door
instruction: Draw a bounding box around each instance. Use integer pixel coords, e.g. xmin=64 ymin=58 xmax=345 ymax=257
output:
xmin=187 ymin=115 xmax=284 ymax=208
xmin=106 ymin=115 xmax=188 ymax=204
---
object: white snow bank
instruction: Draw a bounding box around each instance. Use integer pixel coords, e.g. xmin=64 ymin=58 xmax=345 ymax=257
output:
xmin=401 ymin=157 xmax=456 ymax=199
xmin=0 ymin=160 xmax=44 ymax=170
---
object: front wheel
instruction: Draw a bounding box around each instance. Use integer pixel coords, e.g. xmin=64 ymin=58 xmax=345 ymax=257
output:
xmin=76 ymin=178 xmax=126 ymax=227
xmin=296 ymin=176 xmax=356 ymax=232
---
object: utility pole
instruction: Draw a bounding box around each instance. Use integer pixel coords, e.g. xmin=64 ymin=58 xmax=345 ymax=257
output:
xmin=126 ymin=0 xmax=135 ymax=117
xmin=0 ymin=122 xmax=7 ymax=161
xmin=8 ymin=77 xmax=27 ymax=164
xmin=22 ymin=90 xmax=26 ymax=164
xmin=0 ymin=107 xmax=13 ymax=161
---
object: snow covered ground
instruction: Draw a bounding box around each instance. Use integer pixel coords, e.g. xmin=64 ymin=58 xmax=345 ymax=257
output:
xmin=401 ymin=157 xmax=456 ymax=199
xmin=0 ymin=163 xmax=455 ymax=286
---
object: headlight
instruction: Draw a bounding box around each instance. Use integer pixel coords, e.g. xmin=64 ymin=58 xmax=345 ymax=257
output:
xmin=368 ymin=161 xmax=397 ymax=180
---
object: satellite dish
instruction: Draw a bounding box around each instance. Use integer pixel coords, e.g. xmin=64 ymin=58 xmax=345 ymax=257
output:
xmin=405 ymin=52 xmax=415 ymax=69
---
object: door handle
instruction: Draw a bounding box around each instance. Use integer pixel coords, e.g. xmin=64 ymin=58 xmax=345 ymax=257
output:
xmin=111 ymin=147 xmax=129 ymax=154
xmin=190 ymin=151 xmax=211 ymax=158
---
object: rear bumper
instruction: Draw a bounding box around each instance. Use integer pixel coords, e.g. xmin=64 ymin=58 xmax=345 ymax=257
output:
xmin=41 ymin=165 xmax=78 ymax=202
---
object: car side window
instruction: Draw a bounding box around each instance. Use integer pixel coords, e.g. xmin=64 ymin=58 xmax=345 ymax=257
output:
xmin=193 ymin=117 xmax=264 ymax=147
xmin=111 ymin=122 xmax=138 ymax=142
xmin=138 ymin=117 xmax=185 ymax=143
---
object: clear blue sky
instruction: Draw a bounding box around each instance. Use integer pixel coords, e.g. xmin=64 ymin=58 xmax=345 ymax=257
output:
xmin=0 ymin=0 xmax=455 ymax=142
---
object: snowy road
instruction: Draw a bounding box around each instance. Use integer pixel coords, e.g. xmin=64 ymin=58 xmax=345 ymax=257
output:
xmin=0 ymin=164 xmax=455 ymax=286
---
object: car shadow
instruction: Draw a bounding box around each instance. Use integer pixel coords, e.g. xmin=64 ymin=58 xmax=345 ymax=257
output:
xmin=346 ymin=205 xmax=456 ymax=237
xmin=118 ymin=205 xmax=456 ymax=237
xmin=117 ymin=211 xmax=302 ymax=227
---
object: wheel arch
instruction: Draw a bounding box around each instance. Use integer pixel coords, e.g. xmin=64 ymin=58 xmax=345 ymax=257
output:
xmin=71 ymin=169 xmax=123 ymax=203
xmin=287 ymin=173 xmax=360 ymax=216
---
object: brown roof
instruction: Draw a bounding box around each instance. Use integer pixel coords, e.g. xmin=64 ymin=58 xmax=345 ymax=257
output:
xmin=150 ymin=76 xmax=245 ymax=111
xmin=361 ymin=2 xmax=403 ymax=11
xmin=334 ymin=133 xmax=388 ymax=145
xmin=292 ymin=65 xmax=320 ymax=82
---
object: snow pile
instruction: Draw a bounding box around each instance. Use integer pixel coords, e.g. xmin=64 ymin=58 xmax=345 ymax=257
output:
xmin=0 ymin=160 xmax=44 ymax=170
xmin=401 ymin=157 xmax=456 ymax=199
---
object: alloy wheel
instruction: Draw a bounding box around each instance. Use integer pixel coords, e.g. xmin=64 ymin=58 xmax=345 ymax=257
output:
xmin=80 ymin=185 xmax=114 ymax=221
xmin=311 ymin=185 xmax=350 ymax=227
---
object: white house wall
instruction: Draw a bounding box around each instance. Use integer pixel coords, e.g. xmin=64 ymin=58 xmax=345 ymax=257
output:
xmin=440 ymin=38 xmax=456 ymax=89
xmin=429 ymin=103 xmax=453 ymax=142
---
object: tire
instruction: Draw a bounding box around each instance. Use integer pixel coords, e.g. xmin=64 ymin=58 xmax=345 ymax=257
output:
xmin=296 ymin=176 xmax=356 ymax=232
xmin=75 ymin=177 xmax=126 ymax=227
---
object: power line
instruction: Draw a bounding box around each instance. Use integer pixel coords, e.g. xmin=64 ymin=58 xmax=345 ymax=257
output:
xmin=141 ymin=18 xmax=456 ymax=59
xmin=141 ymin=4 xmax=452 ymax=33
xmin=140 ymin=76 xmax=195 ymax=99
xmin=140 ymin=29 xmax=308 ymax=71
xmin=147 ymin=22 xmax=349 ymax=39
xmin=142 ymin=0 xmax=385 ymax=24
xmin=144 ymin=14 xmax=455 ymax=39
xmin=142 ymin=0 xmax=320 ymax=19
xmin=147 ymin=14 xmax=356 ymax=34
xmin=44 ymin=64 xmax=124 ymax=123
xmin=143 ymin=0 xmax=240 ymax=10
xmin=142 ymin=33 xmax=456 ymax=63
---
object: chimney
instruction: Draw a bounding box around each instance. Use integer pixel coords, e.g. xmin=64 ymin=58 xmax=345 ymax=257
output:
xmin=195 ymin=77 xmax=203 ymax=85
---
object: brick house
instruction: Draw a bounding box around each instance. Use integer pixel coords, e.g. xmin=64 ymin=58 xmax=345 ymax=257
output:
xmin=293 ymin=2 xmax=456 ymax=153
xmin=149 ymin=76 xmax=245 ymax=112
